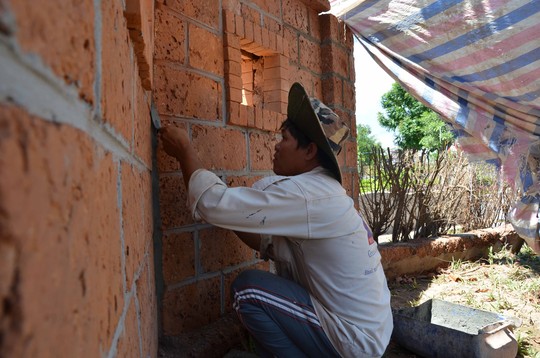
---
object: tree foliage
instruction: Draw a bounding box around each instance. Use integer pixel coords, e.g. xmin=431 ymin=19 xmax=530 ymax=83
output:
xmin=377 ymin=83 xmax=454 ymax=151
xmin=357 ymin=123 xmax=381 ymax=166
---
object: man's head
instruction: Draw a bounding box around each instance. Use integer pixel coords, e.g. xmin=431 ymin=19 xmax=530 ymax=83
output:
xmin=276 ymin=83 xmax=350 ymax=182
xmin=273 ymin=119 xmax=337 ymax=179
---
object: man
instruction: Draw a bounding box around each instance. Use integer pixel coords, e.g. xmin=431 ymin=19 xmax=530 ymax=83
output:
xmin=159 ymin=83 xmax=393 ymax=357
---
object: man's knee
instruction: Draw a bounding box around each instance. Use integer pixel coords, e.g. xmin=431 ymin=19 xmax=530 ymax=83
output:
xmin=232 ymin=269 xmax=267 ymax=292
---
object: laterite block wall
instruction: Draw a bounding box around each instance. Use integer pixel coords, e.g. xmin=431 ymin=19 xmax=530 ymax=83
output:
xmin=154 ymin=0 xmax=358 ymax=340
xmin=0 ymin=0 xmax=157 ymax=356
xmin=0 ymin=0 xmax=358 ymax=356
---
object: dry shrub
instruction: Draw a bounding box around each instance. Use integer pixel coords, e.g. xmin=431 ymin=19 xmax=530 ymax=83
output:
xmin=359 ymin=148 xmax=520 ymax=242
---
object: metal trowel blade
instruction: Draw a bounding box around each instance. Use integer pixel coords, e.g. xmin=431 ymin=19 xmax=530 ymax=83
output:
xmin=150 ymin=101 xmax=161 ymax=130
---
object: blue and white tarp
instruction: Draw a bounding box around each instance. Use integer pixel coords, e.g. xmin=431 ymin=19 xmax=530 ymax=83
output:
xmin=329 ymin=0 xmax=540 ymax=252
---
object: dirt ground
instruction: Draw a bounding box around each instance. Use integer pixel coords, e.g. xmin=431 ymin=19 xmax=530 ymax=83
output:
xmin=384 ymin=245 xmax=540 ymax=357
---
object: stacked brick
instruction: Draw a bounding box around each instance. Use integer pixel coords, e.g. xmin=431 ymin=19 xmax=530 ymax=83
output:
xmin=0 ymin=0 xmax=157 ymax=357
xmin=154 ymin=0 xmax=358 ymax=340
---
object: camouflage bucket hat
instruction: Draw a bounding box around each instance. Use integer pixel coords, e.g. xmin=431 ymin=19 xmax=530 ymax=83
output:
xmin=287 ymin=82 xmax=350 ymax=183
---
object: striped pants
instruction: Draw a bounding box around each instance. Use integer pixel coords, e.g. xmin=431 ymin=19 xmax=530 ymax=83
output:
xmin=232 ymin=269 xmax=340 ymax=358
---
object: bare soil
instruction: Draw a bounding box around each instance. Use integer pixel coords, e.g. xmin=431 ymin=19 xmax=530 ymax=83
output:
xmin=384 ymin=245 xmax=540 ymax=357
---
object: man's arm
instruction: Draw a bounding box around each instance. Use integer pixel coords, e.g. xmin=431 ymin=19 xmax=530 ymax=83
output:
xmin=159 ymin=125 xmax=202 ymax=190
xmin=234 ymin=231 xmax=261 ymax=251
xmin=160 ymin=125 xmax=263 ymax=253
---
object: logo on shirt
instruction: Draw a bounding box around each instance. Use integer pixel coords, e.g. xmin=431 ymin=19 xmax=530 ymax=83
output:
xmin=359 ymin=213 xmax=375 ymax=245
xmin=365 ymin=265 xmax=379 ymax=275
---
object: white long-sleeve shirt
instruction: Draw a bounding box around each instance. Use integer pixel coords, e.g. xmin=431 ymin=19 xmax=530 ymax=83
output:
xmin=188 ymin=167 xmax=393 ymax=357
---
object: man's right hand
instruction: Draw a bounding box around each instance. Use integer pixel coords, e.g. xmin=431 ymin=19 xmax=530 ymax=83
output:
xmin=159 ymin=124 xmax=190 ymax=160
xmin=158 ymin=124 xmax=203 ymax=190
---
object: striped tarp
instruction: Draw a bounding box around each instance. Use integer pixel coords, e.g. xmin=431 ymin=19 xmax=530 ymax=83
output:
xmin=328 ymin=0 xmax=540 ymax=252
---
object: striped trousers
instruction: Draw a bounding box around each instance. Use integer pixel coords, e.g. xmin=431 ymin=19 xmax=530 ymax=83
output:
xmin=232 ymin=269 xmax=340 ymax=358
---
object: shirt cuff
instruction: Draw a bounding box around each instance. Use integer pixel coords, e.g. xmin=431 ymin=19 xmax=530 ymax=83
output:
xmin=188 ymin=169 xmax=226 ymax=221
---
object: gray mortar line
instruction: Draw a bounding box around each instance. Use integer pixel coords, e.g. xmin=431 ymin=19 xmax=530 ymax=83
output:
xmin=0 ymin=36 xmax=147 ymax=172
xmin=165 ymin=258 xmax=262 ymax=292
xmin=106 ymin=264 xmax=140 ymax=358
xmin=134 ymin=289 xmax=144 ymax=358
xmin=106 ymin=245 xmax=150 ymax=358
xmin=117 ymin=162 xmax=128 ymax=295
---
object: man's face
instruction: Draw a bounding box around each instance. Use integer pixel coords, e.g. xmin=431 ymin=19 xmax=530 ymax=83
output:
xmin=273 ymin=128 xmax=309 ymax=176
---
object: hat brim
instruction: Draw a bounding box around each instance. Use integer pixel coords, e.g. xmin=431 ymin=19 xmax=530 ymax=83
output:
xmin=287 ymin=83 xmax=343 ymax=183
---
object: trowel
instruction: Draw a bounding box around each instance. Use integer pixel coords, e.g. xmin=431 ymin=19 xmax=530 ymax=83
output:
xmin=150 ymin=100 xmax=161 ymax=130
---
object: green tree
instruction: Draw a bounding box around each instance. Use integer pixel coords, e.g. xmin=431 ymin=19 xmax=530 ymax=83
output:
xmin=377 ymin=83 xmax=453 ymax=151
xmin=357 ymin=123 xmax=380 ymax=166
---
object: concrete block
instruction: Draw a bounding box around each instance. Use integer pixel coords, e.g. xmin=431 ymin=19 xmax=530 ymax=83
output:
xmin=0 ymin=107 xmax=124 ymax=357
xmin=115 ymin=300 xmax=140 ymax=357
xmin=8 ymin=0 xmax=95 ymax=103
xmin=101 ymin=0 xmax=134 ymax=141
xmin=283 ymin=27 xmax=298 ymax=61
xmin=249 ymin=0 xmax=282 ymax=17
xmin=321 ymin=42 xmax=349 ymax=78
xmin=155 ymin=8 xmax=186 ymax=62
xmin=125 ymin=0 xmax=155 ymax=90
xmin=199 ymin=228 xmax=255 ymax=273
xmin=224 ymin=32 xmax=241 ymax=50
xmin=159 ymin=174 xmax=192 ymax=230
xmin=162 ymin=277 xmax=222 ymax=335
xmin=298 ymin=0 xmax=331 ymax=12
xmin=343 ymin=80 xmax=356 ymax=112
xmin=189 ymin=25 xmax=224 ymax=76
xmin=263 ymin=15 xmax=283 ymax=35
xmin=240 ymin=4 xmax=260 ymax=25
xmin=122 ymin=163 xmax=152 ymax=289
xmin=242 ymin=105 xmax=255 ymax=127
xmin=223 ymin=9 xmax=236 ymax=33
xmin=345 ymin=140 xmax=358 ymax=168
xmin=264 ymin=89 xmax=287 ymax=103
xmin=228 ymin=86 xmax=243 ymax=104
xmin=244 ymin=20 xmax=254 ymax=43
xmin=299 ymin=36 xmax=321 ymax=73
xmin=136 ymin=259 xmax=158 ymax=358
xmin=133 ymin=82 xmax=152 ymax=168
xmin=161 ymin=0 xmax=220 ymax=30
xmin=234 ymin=14 xmax=245 ymax=38
xmin=191 ymin=125 xmax=247 ymax=170
xmin=253 ymin=23 xmax=263 ymax=48
xmin=321 ymin=76 xmax=343 ymax=107
xmin=222 ymin=0 xmax=241 ymax=13
xmin=319 ymin=13 xmax=339 ymax=41
xmin=154 ymin=66 xmax=222 ymax=121
xmin=249 ymin=131 xmax=276 ymax=170
xmin=254 ymin=106 xmax=263 ymax=129
xmin=162 ymin=232 xmax=195 ymax=284
xmin=283 ymin=0 xmax=308 ymax=33
xmin=308 ymin=7 xmax=322 ymax=41
xmin=225 ymin=63 xmax=242 ymax=81
xmin=341 ymin=171 xmax=353 ymax=198
xmin=224 ymin=46 xmax=241 ymax=61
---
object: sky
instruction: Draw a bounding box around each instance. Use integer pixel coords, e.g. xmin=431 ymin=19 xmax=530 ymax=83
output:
xmin=354 ymin=39 xmax=396 ymax=148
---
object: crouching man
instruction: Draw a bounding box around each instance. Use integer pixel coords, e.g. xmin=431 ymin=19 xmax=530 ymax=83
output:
xmin=159 ymin=82 xmax=393 ymax=357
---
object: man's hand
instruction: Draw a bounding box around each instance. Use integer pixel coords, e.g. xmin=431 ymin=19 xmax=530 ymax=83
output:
xmin=159 ymin=124 xmax=190 ymax=160
xmin=158 ymin=124 xmax=203 ymax=190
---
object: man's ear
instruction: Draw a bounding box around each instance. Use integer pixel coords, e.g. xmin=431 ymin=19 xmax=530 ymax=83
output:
xmin=305 ymin=142 xmax=319 ymax=161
